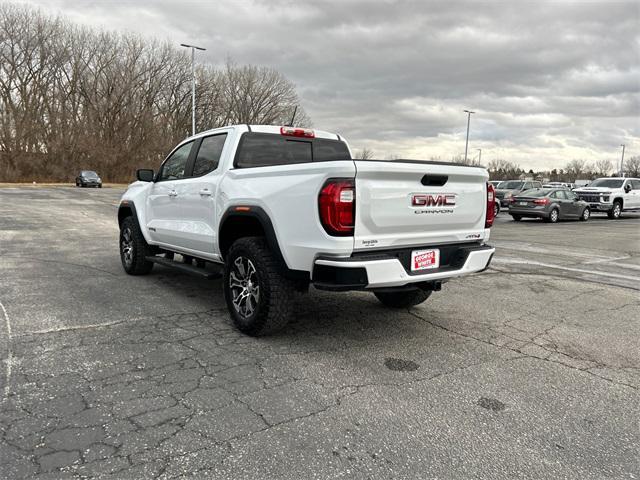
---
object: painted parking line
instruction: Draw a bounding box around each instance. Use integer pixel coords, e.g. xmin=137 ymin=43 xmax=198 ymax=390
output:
xmin=1 ymin=300 xmax=12 ymax=404
xmin=492 ymin=257 xmax=640 ymax=283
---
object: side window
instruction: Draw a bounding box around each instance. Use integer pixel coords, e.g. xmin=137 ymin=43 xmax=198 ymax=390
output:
xmin=158 ymin=141 xmax=193 ymax=181
xmin=631 ymin=180 xmax=640 ymax=189
xmin=523 ymin=182 xmax=532 ymax=190
xmin=192 ymin=134 xmax=227 ymax=177
xmin=534 ymin=182 xmax=542 ymax=188
xmin=558 ymin=190 xmax=569 ymax=199
xmin=314 ymin=138 xmax=352 ymax=161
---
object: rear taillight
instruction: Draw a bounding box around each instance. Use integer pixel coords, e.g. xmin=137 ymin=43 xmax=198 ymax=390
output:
xmin=485 ymin=182 xmax=495 ymax=228
xmin=533 ymin=198 xmax=549 ymax=205
xmin=319 ymin=178 xmax=355 ymax=236
xmin=280 ymin=126 xmax=315 ymax=138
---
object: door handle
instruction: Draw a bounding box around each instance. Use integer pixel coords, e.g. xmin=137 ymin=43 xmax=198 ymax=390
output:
xmin=168 ymin=190 xmax=178 ymax=197
xmin=199 ymin=189 xmax=212 ymax=197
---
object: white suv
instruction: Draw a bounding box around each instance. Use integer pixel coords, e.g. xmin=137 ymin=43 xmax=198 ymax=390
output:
xmin=574 ymin=177 xmax=640 ymax=219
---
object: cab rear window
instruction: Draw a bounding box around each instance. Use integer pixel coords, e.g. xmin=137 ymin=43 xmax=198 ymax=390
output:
xmin=235 ymin=133 xmax=351 ymax=168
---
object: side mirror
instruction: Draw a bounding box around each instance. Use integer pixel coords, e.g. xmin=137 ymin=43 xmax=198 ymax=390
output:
xmin=136 ymin=169 xmax=154 ymax=182
xmin=624 ymin=184 xmax=632 ymax=193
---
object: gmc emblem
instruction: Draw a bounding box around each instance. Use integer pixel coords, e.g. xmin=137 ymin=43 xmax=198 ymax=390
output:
xmin=412 ymin=194 xmax=456 ymax=207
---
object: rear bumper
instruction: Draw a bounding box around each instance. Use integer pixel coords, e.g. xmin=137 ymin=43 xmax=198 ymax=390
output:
xmin=312 ymin=243 xmax=495 ymax=290
xmin=508 ymin=206 xmax=548 ymax=217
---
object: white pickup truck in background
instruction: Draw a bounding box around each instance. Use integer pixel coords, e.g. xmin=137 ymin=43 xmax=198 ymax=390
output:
xmin=118 ymin=125 xmax=496 ymax=335
xmin=574 ymin=177 xmax=640 ymax=219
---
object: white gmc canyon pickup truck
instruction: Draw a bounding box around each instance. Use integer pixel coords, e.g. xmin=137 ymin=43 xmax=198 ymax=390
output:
xmin=118 ymin=125 xmax=496 ymax=335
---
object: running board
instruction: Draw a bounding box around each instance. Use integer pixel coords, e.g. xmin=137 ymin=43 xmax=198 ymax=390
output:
xmin=145 ymin=255 xmax=222 ymax=279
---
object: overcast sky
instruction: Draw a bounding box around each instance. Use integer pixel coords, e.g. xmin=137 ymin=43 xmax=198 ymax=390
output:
xmin=23 ymin=0 xmax=640 ymax=170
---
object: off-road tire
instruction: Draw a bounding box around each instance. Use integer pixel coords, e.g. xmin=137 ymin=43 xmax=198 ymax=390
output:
xmin=580 ymin=207 xmax=590 ymax=221
xmin=607 ymin=201 xmax=622 ymax=219
xmin=119 ymin=216 xmax=154 ymax=275
xmin=374 ymin=289 xmax=432 ymax=308
xmin=511 ymin=214 xmax=522 ymax=222
xmin=223 ymin=237 xmax=295 ymax=336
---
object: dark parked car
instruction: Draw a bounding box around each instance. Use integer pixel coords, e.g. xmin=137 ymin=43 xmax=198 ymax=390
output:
xmin=509 ymin=188 xmax=590 ymax=223
xmin=496 ymin=180 xmax=543 ymax=208
xmin=76 ymin=170 xmax=102 ymax=188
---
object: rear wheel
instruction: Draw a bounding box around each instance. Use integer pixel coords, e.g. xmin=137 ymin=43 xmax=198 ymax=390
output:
xmin=511 ymin=214 xmax=522 ymax=222
xmin=580 ymin=207 xmax=590 ymax=221
xmin=119 ymin=216 xmax=154 ymax=275
xmin=545 ymin=208 xmax=559 ymax=223
xmin=607 ymin=201 xmax=622 ymax=219
xmin=493 ymin=203 xmax=500 ymax=217
xmin=223 ymin=237 xmax=295 ymax=336
xmin=374 ymin=289 xmax=432 ymax=308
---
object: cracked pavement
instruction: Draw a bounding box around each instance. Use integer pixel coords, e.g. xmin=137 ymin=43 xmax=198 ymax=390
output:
xmin=0 ymin=186 xmax=638 ymax=479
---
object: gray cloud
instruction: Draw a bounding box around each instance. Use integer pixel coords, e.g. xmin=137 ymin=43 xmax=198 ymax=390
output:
xmin=22 ymin=0 xmax=640 ymax=168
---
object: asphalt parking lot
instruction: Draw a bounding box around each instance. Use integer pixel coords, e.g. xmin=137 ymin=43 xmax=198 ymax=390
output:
xmin=0 ymin=186 xmax=638 ymax=479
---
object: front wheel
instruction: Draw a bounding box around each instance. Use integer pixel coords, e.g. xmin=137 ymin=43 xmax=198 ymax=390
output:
xmin=607 ymin=201 xmax=622 ymax=219
xmin=223 ymin=237 xmax=296 ymax=336
xmin=580 ymin=207 xmax=590 ymax=221
xmin=119 ymin=216 xmax=154 ymax=275
xmin=511 ymin=214 xmax=522 ymax=222
xmin=493 ymin=203 xmax=500 ymax=217
xmin=374 ymin=289 xmax=432 ymax=308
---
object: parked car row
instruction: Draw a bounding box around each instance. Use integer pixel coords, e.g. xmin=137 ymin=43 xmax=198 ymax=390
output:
xmin=490 ymin=177 xmax=640 ymax=222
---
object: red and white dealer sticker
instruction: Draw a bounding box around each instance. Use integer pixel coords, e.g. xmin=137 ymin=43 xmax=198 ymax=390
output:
xmin=411 ymin=249 xmax=440 ymax=271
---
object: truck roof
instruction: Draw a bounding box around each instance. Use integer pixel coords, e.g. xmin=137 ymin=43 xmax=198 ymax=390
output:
xmin=184 ymin=124 xmax=342 ymax=142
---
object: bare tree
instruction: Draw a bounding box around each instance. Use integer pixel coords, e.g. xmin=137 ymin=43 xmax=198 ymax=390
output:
xmin=0 ymin=4 xmax=312 ymax=182
xmin=594 ymin=159 xmax=612 ymax=177
xmin=355 ymin=147 xmax=375 ymax=160
xmin=564 ymin=159 xmax=588 ymax=180
xmin=624 ymin=156 xmax=640 ymax=177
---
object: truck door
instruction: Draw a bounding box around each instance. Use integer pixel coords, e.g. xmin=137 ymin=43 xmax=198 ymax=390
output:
xmin=146 ymin=141 xmax=195 ymax=246
xmin=179 ymin=132 xmax=230 ymax=254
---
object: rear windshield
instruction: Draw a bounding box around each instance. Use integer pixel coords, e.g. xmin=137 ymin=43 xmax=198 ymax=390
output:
xmin=500 ymin=181 xmax=523 ymax=189
xmin=235 ymin=133 xmax=351 ymax=168
xmin=588 ymin=179 xmax=623 ymax=188
xmin=520 ymin=188 xmax=550 ymax=197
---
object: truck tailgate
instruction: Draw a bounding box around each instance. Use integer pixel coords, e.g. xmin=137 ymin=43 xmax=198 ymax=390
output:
xmin=353 ymin=160 xmax=489 ymax=251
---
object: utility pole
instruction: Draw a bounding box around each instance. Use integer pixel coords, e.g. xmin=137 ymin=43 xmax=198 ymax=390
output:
xmin=180 ymin=43 xmax=206 ymax=136
xmin=463 ymin=110 xmax=475 ymax=163
xmin=620 ymin=144 xmax=625 ymax=177
xmin=477 ymin=148 xmax=482 ymax=165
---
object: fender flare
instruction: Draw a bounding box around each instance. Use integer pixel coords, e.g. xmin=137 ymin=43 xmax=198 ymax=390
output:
xmin=219 ymin=206 xmax=309 ymax=281
xmin=117 ymin=201 xmax=139 ymax=227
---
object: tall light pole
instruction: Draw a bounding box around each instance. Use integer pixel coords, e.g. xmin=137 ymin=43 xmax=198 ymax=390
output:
xmin=463 ymin=110 xmax=475 ymax=163
xmin=477 ymin=148 xmax=482 ymax=165
xmin=620 ymin=144 xmax=625 ymax=177
xmin=180 ymin=43 xmax=206 ymax=136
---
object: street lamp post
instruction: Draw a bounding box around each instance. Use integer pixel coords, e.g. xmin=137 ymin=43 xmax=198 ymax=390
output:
xmin=620 ymin=144 xmax=625 ymax=177
xmin=477 ymin=148 xmax=482 ymax=165
xmin=463 ymin=110 xmax=475 ymax=163
xmin=180 ymin=43 xmax=206 ymax=136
